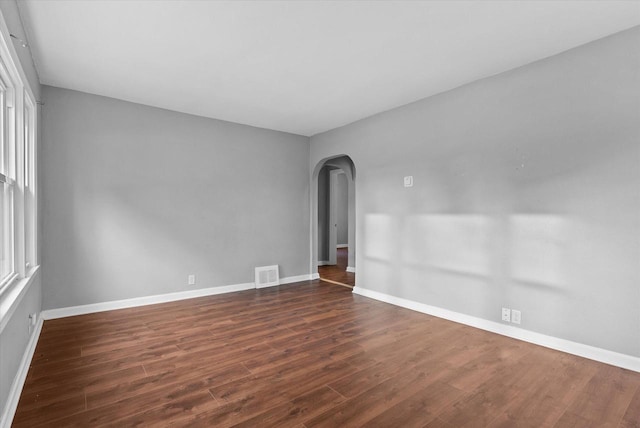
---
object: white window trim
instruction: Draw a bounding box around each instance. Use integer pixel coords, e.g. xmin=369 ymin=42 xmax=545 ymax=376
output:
xmin=0 ymin=53 xmax=18 ymax=290
xmin=23 ymin=89 xmax=36 ymax=269
xmin=0 ymin=8 xmax=38 ymax=308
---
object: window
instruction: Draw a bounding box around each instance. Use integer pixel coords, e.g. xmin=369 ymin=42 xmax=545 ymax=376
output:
xmin=0 ymin=30 xmax=38 ymax=297
xmin=0 ymin=58 xmax=15 ymax=288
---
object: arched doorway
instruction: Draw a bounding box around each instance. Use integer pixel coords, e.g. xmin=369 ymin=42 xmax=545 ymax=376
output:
xmin=311 ymin=155 xmax=356 ymax=287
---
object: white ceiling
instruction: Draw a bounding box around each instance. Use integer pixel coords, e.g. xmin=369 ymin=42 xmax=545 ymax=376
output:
xmin=18 ymin=1 xmax=640 ymax=136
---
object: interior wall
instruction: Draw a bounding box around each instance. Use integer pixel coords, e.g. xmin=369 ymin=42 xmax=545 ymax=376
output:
xmin=336 ymin=172 xmax=348 ymax=246
xmin=310 ymin=26 xmax=640 ymax=357
xmin=41 ymin=86 xmax=310 ymax=310
xmin=317 ymin=166 xmax=330 ymax=262
xmin=318 ymin=168 xmax=349 ymax=259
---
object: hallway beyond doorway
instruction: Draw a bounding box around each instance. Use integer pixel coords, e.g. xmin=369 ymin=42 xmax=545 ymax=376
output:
xmin=318 ymin=247 xmax=355 ymax=287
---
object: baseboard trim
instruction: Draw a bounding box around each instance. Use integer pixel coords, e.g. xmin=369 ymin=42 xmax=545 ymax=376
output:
xmin=280 ymin=274 xmax=315 ymax=285
xmin=336 ymin=244 xmax=348 ymax=248
xmin=317 ymin=260 xmax=330 ymax=266
xmin=41 ymin=282 xmax=256 ymax=320
xmin=310 ymin=273 xmax=320 ymax=280
xmin=352 ymin=286 xmax=640 ymax=373
xmin=1 ymin=315 xmax=43 ymax=428
xmin=346 ymin=266 xmax=356 ymax=273
xmin=255 ymin=274 xmax=317 ymax=289
xmin=41 ymin=275 xmax=319 ymax=320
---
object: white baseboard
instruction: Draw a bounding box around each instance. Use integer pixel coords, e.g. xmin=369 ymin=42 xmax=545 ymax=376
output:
xmin=255 ymin=282 xmax=277 ymax=290
xmin=42 ymin=282 xmax=256 ymax=320
xmin=1 ymin=315 xmax=43 ymax=428
xmin=255 ymin=274 xmax=317 ymax=289
xmin=317 ymin=260 xmax=330 ymax=266
xmin=336 ymin=244 xmax=348 ymax=249
xmin=346 ymin=266 xmax=356 ymax=273
xmin=311 ymin=273 xmax=320 ymax=280
xmin=352 ymin=286 xmax=640 ymax=373
xmin=41 ymin=275 xmax=318 ymax=320
xmin=280 ymin=274 xmax=315 ymax=285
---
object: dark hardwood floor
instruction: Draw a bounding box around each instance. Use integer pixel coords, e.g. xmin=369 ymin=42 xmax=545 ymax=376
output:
xmin=14 ymin=280 xmax=640 ymax=427
xmin=318 ymin=247 xmax=355 ymax=287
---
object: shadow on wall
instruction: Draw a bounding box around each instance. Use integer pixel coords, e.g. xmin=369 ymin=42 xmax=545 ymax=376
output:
xmin=362 ymin=212 xmax=569 ymax=317
xmin=357 ymin=143 xmax=639 ymax=355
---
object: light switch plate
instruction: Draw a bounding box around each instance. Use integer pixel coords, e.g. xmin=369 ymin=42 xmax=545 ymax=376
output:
xmin=404 ymin=176 xmax=413 ymax=187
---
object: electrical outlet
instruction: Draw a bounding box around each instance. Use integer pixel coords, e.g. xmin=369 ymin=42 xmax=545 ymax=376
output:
xmin=511 ymin=309 xmax=521 ymax=324
xmin=188 ymin=274 xmax=196 ymax=285
xmin=501 ymin=307 xmax=511 ymax=322
xmin=28 ymin=313 xmax=36 ymax=333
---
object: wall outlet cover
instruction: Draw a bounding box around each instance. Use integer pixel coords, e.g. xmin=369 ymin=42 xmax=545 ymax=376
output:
xmin=403 ymin=176 xmax=413 ymax=187
xmin=501 ymin=307 xmax=511 ymax=322
xmin=188 ymin=274 xmax=196 ymax=285
xmin=511 ymin=309 xmax=521 ymax=324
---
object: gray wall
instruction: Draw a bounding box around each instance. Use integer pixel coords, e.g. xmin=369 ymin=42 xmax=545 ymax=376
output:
xmin=310 ymin=26 xmax=640 ymax=357
xmin=336 ymin=172 xmax=348 ymax=246
xmin=0 ymin=1 xmax=42 ymax=420
xmin=41 ymin=86 xmax=310 ymax=310
xmin=317 ymin=166 xmax=330 ymax=262
xmin=317 ymin=167 xmax=349 ymax=260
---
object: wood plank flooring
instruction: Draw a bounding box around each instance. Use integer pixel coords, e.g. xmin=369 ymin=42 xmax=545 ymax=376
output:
xmin=14 ymin=280 xmax=640 ymax=427
xmin=318 ymin=247 xmax=355 ymax=287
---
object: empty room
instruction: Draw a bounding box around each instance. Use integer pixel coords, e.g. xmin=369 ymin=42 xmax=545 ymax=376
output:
xmin=1 ymin=0 xmax=639 ymax=426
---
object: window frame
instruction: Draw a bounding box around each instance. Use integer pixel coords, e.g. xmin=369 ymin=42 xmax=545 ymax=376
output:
xmin=0 ymin=20 xmax=38 ymax=298
xmin=23 ymin=90 xmax=36 ymax=270
xmin=0 ymin=55 xmax=16 ymax=291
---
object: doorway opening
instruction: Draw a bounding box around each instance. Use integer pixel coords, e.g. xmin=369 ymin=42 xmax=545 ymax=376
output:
xmin=312 ymin=155 xmax=355 ymax=288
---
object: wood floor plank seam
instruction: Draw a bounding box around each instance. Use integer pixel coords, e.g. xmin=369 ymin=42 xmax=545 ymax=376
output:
xmin=319 ymin=278 xmax=353 ymax=289
xmin=324 ymin=384 xmax=347 ymax=400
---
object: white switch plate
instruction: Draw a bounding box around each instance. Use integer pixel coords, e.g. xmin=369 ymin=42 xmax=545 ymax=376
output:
xmin=511 ymin=309 xmax=521 ymax=324
xmin=188 ymin=274 xmax=196 ymax=285
xmin=403 ymin=176 xmax=413 ymax=187
xmin=501 ymin=307 xmax=511 ymax=322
